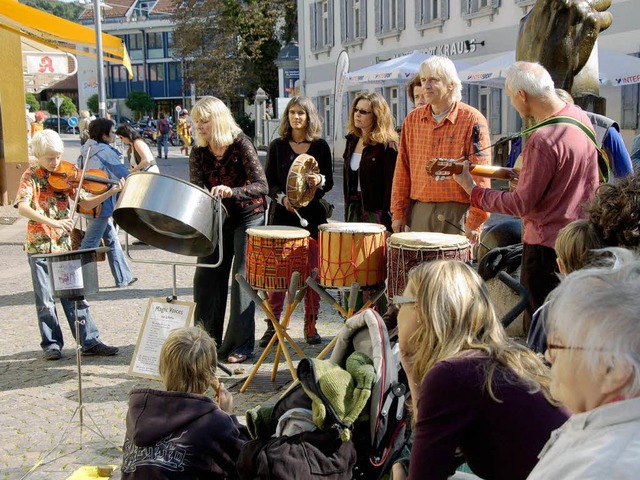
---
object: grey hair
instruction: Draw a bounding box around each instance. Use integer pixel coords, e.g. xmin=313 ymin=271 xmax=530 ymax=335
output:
xmin=419 ymin=56 xmax=462 ymax=102
xmin=546 ymin=249 xmax=640 ymax=396
xmin=505 ymin=61 xmax=555 ymax=99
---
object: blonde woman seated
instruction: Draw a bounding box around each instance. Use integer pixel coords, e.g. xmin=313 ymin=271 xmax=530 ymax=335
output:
xmin=527 ymin=254 xmax=640 ymax=479
xmin=396 ymin=261 xmax=568 ymax=480
xmin=121 ymin=326 xmax=249 ymax=479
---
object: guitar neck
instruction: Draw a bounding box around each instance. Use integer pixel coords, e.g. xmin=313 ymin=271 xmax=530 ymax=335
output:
xmin=467 ymin=164 xmax=517 ymax=180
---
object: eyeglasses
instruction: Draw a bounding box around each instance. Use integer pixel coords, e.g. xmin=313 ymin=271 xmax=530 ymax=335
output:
xmin=545 ymin=343 xmax=587 ymax=364
xmin=392 ymin=295 xmax=416 ymax=306
xmin=354 ymin=108 xmax=371 ymax=115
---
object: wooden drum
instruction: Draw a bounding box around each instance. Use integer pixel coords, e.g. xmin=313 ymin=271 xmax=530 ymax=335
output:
xmin=317 ymin=222 xmax=386 ymax=288
xmin=246 ymin=226 xmax=310 ymax=291
xmin=387 ymin=232 xmax=471 ymax=298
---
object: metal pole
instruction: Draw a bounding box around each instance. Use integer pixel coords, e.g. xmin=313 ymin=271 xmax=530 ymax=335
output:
xmin=93 ymin=0 xmax=107 ymax=118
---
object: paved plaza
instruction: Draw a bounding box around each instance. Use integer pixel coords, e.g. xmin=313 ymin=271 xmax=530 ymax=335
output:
xmin=0 ymin=135 xmax=347 ymax=479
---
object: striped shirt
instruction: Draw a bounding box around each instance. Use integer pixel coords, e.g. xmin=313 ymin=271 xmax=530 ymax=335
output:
xmin=391 ymin=101 xmax=492 ymax=231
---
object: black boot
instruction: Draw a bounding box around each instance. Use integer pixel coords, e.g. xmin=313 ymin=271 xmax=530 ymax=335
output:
xmin=258 ymin=319 xmax=276 ymax=348
xmin=304 ymin=314 xmax=321 ymax=345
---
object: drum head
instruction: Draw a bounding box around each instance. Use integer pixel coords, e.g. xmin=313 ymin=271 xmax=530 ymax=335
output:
xmin=388 ymin=232 xmax=469 ymax=249
xmin=318 ymin=222 xmax=386 ymax=234
xmin=286 ymin=154 xmax=319 ymax=208
xmin=247 ymin=225 xmax=310 ymax=239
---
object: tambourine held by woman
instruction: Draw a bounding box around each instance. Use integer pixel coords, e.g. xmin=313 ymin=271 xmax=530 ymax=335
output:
xmin=286 ymin=154 xmax=319 ymax=208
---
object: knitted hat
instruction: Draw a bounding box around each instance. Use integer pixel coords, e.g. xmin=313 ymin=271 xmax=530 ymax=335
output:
xmin=297 ymin=351 xmax=375 ymax=442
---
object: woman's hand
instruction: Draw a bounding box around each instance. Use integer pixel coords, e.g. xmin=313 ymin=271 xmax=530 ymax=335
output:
xmin=216 ymin=380 xmax=234 ymax=414
xmin=282 ymin=196 xmax=296 ymax=213
xmin=307 ymin=173 xmax=322 ymax=188
xmin=211 ymin=185 xmax=233 ymax=198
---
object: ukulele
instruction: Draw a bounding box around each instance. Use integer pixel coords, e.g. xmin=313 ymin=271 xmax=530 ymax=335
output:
xmin=426 ymin=158 xmax=519 ymax=180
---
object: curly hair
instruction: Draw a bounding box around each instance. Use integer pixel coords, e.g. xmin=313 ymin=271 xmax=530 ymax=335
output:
xmin=278 ymin=96 xmax=323 ymax=141
xmin=584 ymin=174 xmax=640 ymax=249
xmin=346 ymin=91 xmax=399 ymax=146
xmin=407 ymin=74 xmax=422 ymax=105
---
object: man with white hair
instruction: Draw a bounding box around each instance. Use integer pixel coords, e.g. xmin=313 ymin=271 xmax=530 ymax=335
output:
xmin=391 ymin=56 xmax=492 ymax=241
xmin=454 ymin=61 xmax=599 ymax=331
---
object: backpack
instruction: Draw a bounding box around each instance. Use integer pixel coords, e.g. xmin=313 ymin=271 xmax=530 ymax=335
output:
xmin=159 ymin=119 xmax=170 ymax=134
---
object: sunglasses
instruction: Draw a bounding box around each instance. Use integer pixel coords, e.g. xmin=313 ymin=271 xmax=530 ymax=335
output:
xmin=392 ymin=295 xmax=416 ymax=306
xmin=354 ymin=108 xmax=372 ymax=115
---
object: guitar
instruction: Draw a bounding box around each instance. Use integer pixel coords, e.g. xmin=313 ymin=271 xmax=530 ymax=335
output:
xmin=426 ymin=158 xmax=520 ymax=180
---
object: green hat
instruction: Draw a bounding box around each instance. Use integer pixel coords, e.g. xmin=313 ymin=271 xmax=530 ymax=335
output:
xmin=297 ymin=351 xmax=375 ymax=442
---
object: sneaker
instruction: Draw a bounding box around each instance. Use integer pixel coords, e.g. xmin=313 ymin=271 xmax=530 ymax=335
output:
xmin=43 ymin=348 xmax=62 ymax=360
xmin=164 ymin=156 xmax=168 ymax=159
xmin=118 ymin=277 xmax=138 ymax=288
xmin=82 ymin=342 xmax=119 ymax=356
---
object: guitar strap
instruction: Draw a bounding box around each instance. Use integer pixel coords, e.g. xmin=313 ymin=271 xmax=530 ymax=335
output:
xmin=512 ymin=116 xmax=610 ymax=183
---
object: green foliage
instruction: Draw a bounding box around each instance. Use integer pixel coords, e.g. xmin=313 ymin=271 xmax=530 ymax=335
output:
xmin=25 ymin=93 xmax=40 ymax=113
xmin=125 ymin=91 xmax=156 ymax=120
xmin=234 ymin=111 xmax=255 ymax=138
xmin=174 ymin=0 xmax=296 ymax=103
xmin=46 ymin=94 xmax=77 ymax=117
xmin=20 ymin=0 xmax=83 ymax=22
xmin=86 ymin=94 xmax=99 ymax=115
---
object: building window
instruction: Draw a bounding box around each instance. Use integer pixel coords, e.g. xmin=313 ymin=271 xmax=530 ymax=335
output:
xmin=129 ymin=33 xmax=143 ymax=50
xmin=340 ymin=0 xmax=367 ymax=45
xmin=310 ymin=0 xmax=334 ymax=53
xmin=415 ymin=0 xmax=449 ymax=30
xmin=132 ymin=64 xmax=145 ymax=82
xmin=375 ymin=0 xmax=405 ymax=36
xmin=111 ymin=66 xmax=126 ymax=83
xmin=461 ymin=0 xmax=500 ymax=23
xmin=133 ymin=0 xmax=157 ymax=18
xmin=385 ymin=87 xmax=399 ymax=126
xmin=168 ymin=62 xmax=181 ymax=82
xmin=148 ymin=64 xmax=165 ymax=82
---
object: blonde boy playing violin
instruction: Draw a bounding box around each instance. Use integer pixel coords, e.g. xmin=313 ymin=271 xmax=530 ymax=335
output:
xmin=14 ymin=130 xmax=121 ymax=360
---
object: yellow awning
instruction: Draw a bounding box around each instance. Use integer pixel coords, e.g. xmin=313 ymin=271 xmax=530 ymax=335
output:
xmin=0 ymin=0 xmax=131 ymax=78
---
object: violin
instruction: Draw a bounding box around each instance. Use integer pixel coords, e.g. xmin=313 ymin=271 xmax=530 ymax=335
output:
xmin=48 ymin=161 xmax=121 ymax=194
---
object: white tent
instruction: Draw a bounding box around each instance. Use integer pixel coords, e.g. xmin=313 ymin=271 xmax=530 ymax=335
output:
xmin=346 ymin=50 xmax=470 ymax=86
xmin=458 ymin=48 xmax=640 ymax=87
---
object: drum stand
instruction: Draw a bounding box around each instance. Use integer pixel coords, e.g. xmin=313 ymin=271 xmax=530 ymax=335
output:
xmin=306 ymin=274 xmax=386 ymax=359
xmin=235 ymin=272 xmax=307 ymax=393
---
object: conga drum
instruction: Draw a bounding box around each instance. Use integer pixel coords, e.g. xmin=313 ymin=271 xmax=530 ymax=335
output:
xmin=317 ymin=222 xmax=386 ymax=288
xmin=386 ymin=232 xmax=471 ymax=298
xmin=246 ymin=226 xmax=310 ymax=291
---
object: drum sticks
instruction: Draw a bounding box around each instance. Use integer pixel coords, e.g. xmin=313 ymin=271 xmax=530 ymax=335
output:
xmin=436 ymin=214 xmax=491 ymax=252
xmin=292 ymin=208 xmax=309 ymax=227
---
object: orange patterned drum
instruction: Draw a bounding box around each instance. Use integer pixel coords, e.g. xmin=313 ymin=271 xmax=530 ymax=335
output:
xmin=317 ymin=222 xmax=387 ymax=288
xmin=387 ymin=232 xmax=471 ymax=298
xmin=246 ymin=226 xmax=309 ymax=291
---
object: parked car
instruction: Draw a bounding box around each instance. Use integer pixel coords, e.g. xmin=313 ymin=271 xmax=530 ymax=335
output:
xmin=43 ymin=117 xmax=74 ymax=133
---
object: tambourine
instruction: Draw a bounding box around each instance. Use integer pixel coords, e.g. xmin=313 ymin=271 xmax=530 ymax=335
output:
xmin=286 ymin=154 xmax=319 ymax=208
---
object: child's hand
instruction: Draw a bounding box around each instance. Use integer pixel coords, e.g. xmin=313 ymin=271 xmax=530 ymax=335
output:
xmin=216 ymin=381 xmax=234 ymax=414
xmin=53 ymin=218 xmax=74 ymax=233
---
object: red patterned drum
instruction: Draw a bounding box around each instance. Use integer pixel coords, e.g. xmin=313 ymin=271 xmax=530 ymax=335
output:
xmin=246 ymin=226 xmax=309 ymax=291
xmin=387 ymin=232 xmax=471 ymax=298
xmin=317 ymin=222 xmax=387 ymax=288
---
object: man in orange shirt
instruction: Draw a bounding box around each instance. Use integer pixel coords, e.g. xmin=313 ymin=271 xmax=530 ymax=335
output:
xmin=391 ymin=56 xmax=491 ymax=242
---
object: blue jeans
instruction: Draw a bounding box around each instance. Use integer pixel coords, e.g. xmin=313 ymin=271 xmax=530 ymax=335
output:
xmin=157 ymin=133 xmax=169 ymax=158
xmin=28 ymin=255 xmax=101 ymax=351
xmin=80 ymin=217 xmax=133 ymax=287
xmin=194 ymin=215 xmax=265 ymax=358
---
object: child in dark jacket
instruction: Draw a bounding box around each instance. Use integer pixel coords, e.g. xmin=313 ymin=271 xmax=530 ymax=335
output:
xmin=122 ymin=326 xmax=249 ymax=479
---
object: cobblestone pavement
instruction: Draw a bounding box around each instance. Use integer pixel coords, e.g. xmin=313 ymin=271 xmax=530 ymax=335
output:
xmin=0 ymin=135 xmax=347 ymax=479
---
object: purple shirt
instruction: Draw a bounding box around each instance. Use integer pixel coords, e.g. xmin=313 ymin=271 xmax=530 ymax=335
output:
xmin=471 ymin=103 xmax=599 ymax=248
xmin=408 ymin=354 xmax=569 ymax=480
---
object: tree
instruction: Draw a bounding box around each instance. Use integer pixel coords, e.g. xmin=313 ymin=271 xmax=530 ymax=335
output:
xmin=46 ymin=93 xmax=77 ymax=117
xmin=125 ymin=91 xmax=156 ymax=120
xmin=20 ymin=0 xmax=83 ymax=22
xmin=173 ymin=0 xmax=296 ymax=105
xmin=25 ymin=93 xmax=39 ymax=113
xmin=87 ymin=94 xmax=99 ymax=115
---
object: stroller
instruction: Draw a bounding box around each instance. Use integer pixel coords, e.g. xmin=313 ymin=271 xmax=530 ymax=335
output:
xmin=237 ymin=308 xmax=411 ymax=480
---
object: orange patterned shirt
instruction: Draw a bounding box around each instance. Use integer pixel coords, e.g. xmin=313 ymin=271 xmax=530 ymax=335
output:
xmin=391 ymin=101 xmax=492 ymax=231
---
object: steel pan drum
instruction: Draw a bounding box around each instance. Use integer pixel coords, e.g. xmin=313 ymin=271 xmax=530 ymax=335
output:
xmin=113 ymin=172 xmax=227 ymax=256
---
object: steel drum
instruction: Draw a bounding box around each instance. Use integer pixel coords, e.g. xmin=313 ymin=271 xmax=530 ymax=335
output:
xmin=113 ymin=172 xmax=227 ymax=257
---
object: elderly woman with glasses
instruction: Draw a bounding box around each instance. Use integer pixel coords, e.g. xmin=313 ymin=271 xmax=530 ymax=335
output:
xmin=394 ymin=260 xmax=568 ymax=480
xmin=343 ymin=91 xmax=399 ymax=231
xmin=526 ymin=254 xmax=640 ymax=479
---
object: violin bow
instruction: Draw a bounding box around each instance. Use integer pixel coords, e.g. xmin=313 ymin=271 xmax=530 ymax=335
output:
xmin=70 ymin=145 xmax=92 ymax=226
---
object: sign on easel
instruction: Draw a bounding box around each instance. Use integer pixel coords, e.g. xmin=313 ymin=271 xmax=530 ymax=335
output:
xmin=128 ymin=298 xmax=196 ymax=380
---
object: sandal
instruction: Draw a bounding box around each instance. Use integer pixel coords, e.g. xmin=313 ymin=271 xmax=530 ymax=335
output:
xmin=227 ymin=353 xmax=248 ymax=364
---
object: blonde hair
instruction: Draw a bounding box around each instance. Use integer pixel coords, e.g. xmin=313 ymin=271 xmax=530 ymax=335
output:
xmin=404 ymin=261 xmax=554 ymax=404
xmin=346 ymin=91 xmax=399 ymax=146
xmin=555 ymin=219 xmax=606 ymax=274
xmin=159 ymin=326 xmax=218 ymax=394
xmin=419 ymin=56 xmax=463 ymax=102
xmin=190 ymin=96 xmax=243 ymax=149
xmin=80 ymin=110 xmax=91 ymax=119
xmin=30 ymin=130 xmax=64 ymax=158
xmin=279 ymin=96 xmax=323 ymax=141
